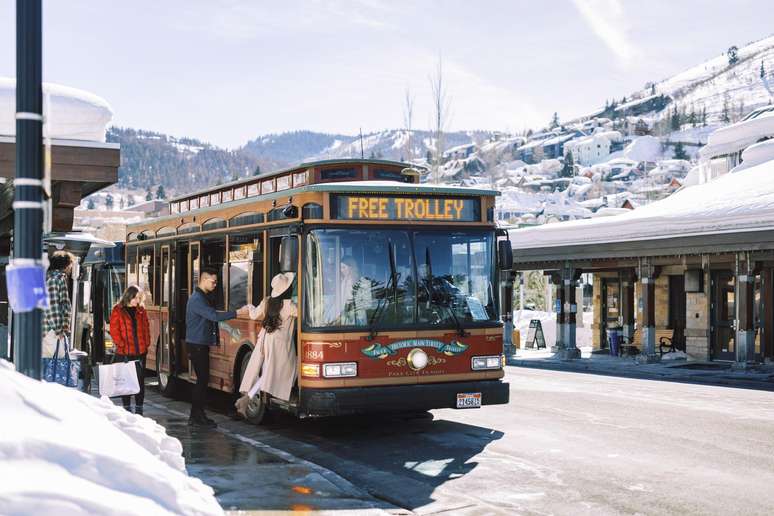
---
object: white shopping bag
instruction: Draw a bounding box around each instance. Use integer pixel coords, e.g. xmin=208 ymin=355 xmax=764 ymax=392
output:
xmin=98 ymin=361 xmax=140 ymax=397
xmin=42 ymin=330 xmax=58 ymax=358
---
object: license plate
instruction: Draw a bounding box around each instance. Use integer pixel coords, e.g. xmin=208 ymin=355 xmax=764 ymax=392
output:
xmin=456 ymin=392 xmax=482 ymax=409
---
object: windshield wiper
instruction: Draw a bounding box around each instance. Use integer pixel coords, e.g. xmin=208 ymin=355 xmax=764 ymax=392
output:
xmin=367 ymin=242 xmax=398 ymax=340
xmin=423 ymin=248 xmax=469 ymax=337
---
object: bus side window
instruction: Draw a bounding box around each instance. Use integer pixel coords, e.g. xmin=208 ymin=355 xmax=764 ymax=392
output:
xmin=228 ymin=232 xmax=262 ymax=311
xmin=201 ymin=237 xmax=226 ymax=310
xmin=127 ymin=246 xmax=138 ymax=287
xmin=138 ymin=246 xmax=154 ymax=303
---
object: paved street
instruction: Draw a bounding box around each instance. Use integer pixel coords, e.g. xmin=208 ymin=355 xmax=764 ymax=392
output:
xmin=145 ymin=367 xmax=774 ymax=515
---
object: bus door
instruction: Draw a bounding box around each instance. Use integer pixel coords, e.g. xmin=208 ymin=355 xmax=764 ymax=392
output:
xmin=174 ymin=243 xmax=190 ymax=374
xmin=157 ymin=245 xmax=173 ymax=377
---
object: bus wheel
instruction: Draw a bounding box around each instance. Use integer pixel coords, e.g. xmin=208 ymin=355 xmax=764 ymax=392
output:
xmin=157 ymin=345 xmax=177 ymax=398
xmin=245 ymin=392 xmax=267 ymax=425
xmin=239 ymin=351 xmax=267 ymax=424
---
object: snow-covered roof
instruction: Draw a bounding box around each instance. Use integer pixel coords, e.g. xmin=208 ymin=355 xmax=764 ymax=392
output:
xmin=699 ymin=106 xmax=774 ymax=159
xmin=509 ymin=155 xmax=774 ymax=251
xmin=0 ymin=77 xmax=113 ymax=142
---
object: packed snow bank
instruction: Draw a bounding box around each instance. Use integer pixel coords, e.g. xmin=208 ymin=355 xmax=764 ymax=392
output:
xmin=0 ymin=360 xmax=223 ymax=516
xmin=0 ymin=77 xmax=113 ymax=142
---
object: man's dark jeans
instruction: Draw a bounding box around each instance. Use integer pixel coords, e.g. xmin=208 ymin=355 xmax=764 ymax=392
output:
xmin=187 ymin=344 xmax=210 ymax=417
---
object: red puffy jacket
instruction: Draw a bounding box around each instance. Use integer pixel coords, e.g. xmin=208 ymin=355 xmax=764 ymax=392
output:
xmin=109 ymin=305 xmax=151 ymax=356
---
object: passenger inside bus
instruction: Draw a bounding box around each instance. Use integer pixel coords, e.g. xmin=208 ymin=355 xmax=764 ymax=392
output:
xmin=337 ymin=257 xmax=373 ymax=325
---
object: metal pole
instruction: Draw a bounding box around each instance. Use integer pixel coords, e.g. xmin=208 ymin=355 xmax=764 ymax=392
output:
xmin=13 ymin=0 xmax=44 ymax=378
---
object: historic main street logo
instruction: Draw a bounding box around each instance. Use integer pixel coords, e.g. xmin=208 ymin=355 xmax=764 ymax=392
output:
xmin=361 ymin=339 xmax=468 ymax=359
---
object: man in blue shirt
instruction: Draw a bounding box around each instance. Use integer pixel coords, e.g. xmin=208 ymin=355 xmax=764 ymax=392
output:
xmin=186 ymin=266 xmax=249 ymax=426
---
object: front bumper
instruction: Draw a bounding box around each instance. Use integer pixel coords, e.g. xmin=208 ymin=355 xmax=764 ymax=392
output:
xmin=299 ymin=379 xmax=510 ymax=417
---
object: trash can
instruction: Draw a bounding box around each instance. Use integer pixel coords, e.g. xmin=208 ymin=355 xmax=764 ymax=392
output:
xmin=606 ymin=328 xmax=620 ymax=357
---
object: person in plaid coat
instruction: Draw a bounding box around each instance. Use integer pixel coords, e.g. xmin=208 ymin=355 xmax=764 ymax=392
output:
xmin=43 ymin=252 xmax=73 ymax=337
xmin=110 ymin=285 xmax=151 ymax=415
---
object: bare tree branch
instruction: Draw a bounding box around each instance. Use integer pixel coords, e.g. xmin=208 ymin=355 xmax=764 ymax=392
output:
xmin=402 ymin=86 xmax=415 ymax=162
xmin=429 ymin=54 xmax=451 ymax=183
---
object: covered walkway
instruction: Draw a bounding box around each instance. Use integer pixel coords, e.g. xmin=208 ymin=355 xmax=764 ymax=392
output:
xmin=508 ymin=155 xmax=774 ymax=367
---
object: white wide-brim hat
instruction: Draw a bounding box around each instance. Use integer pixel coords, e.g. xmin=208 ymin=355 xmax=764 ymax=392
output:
xmin=270 ymin=272 xmax=295 ymax=298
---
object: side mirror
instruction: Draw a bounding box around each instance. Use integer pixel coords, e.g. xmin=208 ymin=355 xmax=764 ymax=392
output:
xmin=498 ymin=240 xmax=513 ymax=271
xmin=280 ymin=236 xmax=298 ymax=273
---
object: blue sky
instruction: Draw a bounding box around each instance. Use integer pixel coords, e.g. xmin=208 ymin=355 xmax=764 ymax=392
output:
xmin=1 ymin=1 xmax=772 ymax=148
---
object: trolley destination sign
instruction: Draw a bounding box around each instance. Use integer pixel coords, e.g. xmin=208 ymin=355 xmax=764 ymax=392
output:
xmin=332 ymin=194 xmax=480 ymax=222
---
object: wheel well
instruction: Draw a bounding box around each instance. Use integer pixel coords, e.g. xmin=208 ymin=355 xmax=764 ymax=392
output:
xmin=232 ymin=342 xmax=254 ymax=394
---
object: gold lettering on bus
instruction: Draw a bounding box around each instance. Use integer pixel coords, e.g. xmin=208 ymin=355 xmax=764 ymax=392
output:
xmin=342 ymin=196 xmax=471 ymax=221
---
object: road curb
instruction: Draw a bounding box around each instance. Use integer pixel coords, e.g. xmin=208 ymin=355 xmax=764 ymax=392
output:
xmin=506 ymin=360 xmax=774 ymax=391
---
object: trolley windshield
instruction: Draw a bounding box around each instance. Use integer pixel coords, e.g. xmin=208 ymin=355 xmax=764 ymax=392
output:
xmin=304 ymin=228 xmax=496 ymax=330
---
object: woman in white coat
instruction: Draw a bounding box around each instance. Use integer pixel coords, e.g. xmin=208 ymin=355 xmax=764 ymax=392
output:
xmin=237 ymin=272 xmax=298 ymax=413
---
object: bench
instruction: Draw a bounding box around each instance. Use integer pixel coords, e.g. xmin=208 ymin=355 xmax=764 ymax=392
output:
xmin=659 ymin=326 xmax=685 ymax=356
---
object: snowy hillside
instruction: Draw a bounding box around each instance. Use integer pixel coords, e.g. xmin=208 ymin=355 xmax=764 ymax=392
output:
xmin=642 ymin=35 xmax=774 ymax=124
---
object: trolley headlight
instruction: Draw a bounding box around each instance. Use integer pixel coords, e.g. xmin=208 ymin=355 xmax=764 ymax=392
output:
xmin=471 ymin=355 xmax=503 ymax=370
xmin=322 ymin=362 xmax=357 ymax=378
xmin=407 ymin=348 xmax=428 ymax=371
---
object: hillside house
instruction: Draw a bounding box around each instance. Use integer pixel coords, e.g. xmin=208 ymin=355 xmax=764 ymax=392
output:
xmin=564 ymin=130 xmax=624 ymax=166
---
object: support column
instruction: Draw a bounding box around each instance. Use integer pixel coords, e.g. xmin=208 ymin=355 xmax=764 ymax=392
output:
xmin=502 ymin=270 xmax=516 ymax=357
xmin=734 ymin=253 xmax=756 ymax=368
xmin=552 ymin=273 xmax=565 ymax=352
xmin=558 ymin=264 xmax=580 ymax=359
xmin=621 ymin=271 xmax=635 ymax=343
xmin=638 ymin=258 xmax=659 ymax=363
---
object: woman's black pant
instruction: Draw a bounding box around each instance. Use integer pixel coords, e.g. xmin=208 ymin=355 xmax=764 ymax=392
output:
xmin=115 ymin=353 xmax=147 ymax=408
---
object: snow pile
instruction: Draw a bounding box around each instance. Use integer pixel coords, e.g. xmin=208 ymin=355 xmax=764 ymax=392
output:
xmin=0 ymin=77 xmax=113 ymax=142
xmin=0 ymin=360 xmax=223 ymax=516
xmin=508 ymin=152 xmax=774 ymax=248
xmin=621 ymin=135 xmax=661 ymax=162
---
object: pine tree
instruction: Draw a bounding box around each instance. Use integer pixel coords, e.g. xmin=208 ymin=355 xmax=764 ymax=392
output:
xmin=145 ymin=187 xmax=153 ymax=201
xmin=253 ymin=164 xmax=261 ymax=176
xmin=650 ymin=83 xmax=656 ymax=95
xmin=727 ymin=45 xmax=739 ymax=66
xmin=156 ymin=185 xmax=166 ymax=199
xmin=87 ymin=198 xmax=95 ymax=210
xmin=550 ymin=112 xmax=560 ymax=129
xmin=688 ymin=106 xmax=697 ymax=127
xmin=105 ymin=193 xmax=114 ymax=209
xmin=119 ymin=197 xmax=125 ymax=210
xmin=561 ymin=151 xmax=575 ymax=178
xmin=127 ymin=195 xmax=136 ymax=207
xmin=701 ymin=106 xmax=707 ymax=126
xmin=721 ymin=98 xmax=730 ymax=123
xmin=670 ymin=106 xmax=681 ymax=131
xmin=673 ymin=141 xmax=689 ymax=160
xmin=761 ymin=60 xmax=766 ymax=79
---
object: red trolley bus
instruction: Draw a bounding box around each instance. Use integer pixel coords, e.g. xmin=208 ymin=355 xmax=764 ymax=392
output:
xmin=126 ymin=159 xmax=511 ymax=419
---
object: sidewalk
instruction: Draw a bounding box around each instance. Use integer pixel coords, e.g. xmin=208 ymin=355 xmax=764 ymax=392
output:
xmin=507 ymin=348 xmax=774 ymax=391
xmin=141 ymin=388 xmax=402 ymax=516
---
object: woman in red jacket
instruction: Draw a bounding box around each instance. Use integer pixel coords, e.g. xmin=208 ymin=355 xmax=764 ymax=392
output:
xmin=110 ymin=285 xmax=150 ymax=415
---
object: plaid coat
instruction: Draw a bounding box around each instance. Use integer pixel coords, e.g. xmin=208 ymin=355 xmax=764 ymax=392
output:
xmin=43 ymin=270 xmax=71 ymax=335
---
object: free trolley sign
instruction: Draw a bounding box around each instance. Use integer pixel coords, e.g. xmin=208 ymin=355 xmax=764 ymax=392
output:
xmin=332 ymin=194 xmax=480 ymax=222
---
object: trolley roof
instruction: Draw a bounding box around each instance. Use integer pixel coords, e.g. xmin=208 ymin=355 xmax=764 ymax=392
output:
xmin=129 ymin=178 xmax=499 ymax=230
